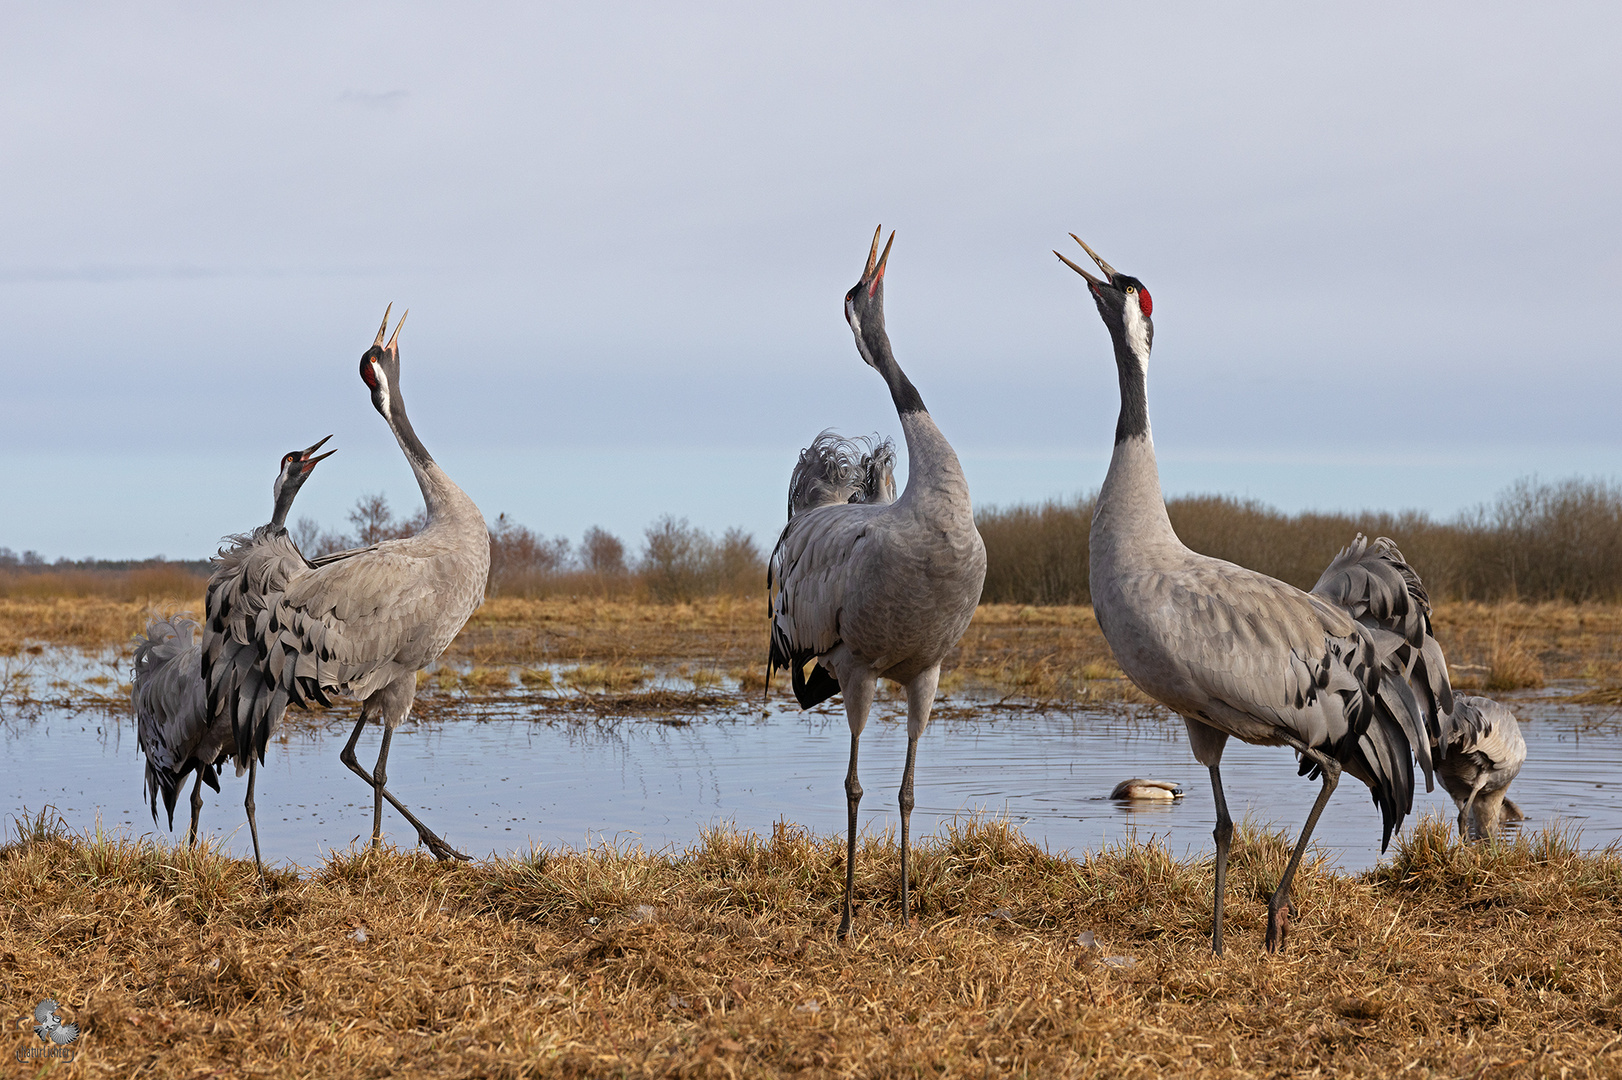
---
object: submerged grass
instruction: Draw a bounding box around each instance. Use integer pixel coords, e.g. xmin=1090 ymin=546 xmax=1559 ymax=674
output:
xmin=3 ymin=813 xmax=1618 ymax=1078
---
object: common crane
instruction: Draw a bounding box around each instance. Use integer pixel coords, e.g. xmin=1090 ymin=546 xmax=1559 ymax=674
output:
xmin=1058 ymin=237 xmax=1454 ymax=953
xmin=1438 ymin=694 xmax=1526 ymax=839
xmin=769 ymin=229 xmax=987 ymax=939
xmin=133 ymin=439 xmax=331 ymax=848
xmin=204 ymin=308 xmax=490 ymax=867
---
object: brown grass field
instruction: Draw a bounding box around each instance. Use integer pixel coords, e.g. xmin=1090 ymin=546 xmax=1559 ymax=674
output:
xmin=6 ymin=596 xmax=1622 ymax=1075
xmin=3 ymin=814 xmax=1618 ymax=1078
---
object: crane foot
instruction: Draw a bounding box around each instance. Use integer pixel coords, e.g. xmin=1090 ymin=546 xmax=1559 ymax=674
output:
xmin=1264 ymin=897 xmax=1299 ymax=952
xmin=418 ymin=828 xmax=471 ymax=862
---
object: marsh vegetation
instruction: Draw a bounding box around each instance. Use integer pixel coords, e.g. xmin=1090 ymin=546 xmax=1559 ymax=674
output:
xmin=3 ymin=812 xmax=1619 ymax=1077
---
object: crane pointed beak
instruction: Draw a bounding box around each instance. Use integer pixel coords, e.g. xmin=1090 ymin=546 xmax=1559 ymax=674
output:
xmin=305 ymin=447 xmax=338 ymax=467
xmin=385 ymin=309 xmax=408 ymax=351
xmin=866 ymin=230 xmax=895 ymax=297
xmin=1069 ymin=235 xmax=1117 ymax=280
xmin=374 ymin=303 xmax=393 ymax=348
xmin=862 ymin=225 xmax=883 ymax=280
xmin=301 ymin=434 xmax=333 ymax=457
xmin=1054 ymin=249 xmax=1105 ymax=286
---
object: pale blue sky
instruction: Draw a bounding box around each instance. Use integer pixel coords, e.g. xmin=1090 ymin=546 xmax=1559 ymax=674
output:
xmin=2 ymin=3 xmax=1618 ymax=559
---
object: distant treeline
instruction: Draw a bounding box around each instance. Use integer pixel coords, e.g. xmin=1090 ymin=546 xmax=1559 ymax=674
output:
xmin=0 ymin=498 xmax=768 ymax=603
xmin=9 ymin=475 xmax=1621 ymax=606
xmin=978 ymin=476 xmax=1622 ymax=605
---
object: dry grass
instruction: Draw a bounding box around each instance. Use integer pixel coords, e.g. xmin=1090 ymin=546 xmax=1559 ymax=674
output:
xmin=4 ymin=812 xmax=1619 ymax=1078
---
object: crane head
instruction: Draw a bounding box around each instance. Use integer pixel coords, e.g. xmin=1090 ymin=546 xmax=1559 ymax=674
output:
xmin=272 ymin=435 xmax=335 ymax=505
xmin=360 ymin=304 xmax=409 ymax=423
xmin=1054 ymin=235 xmax=1153 ymax=369
xmin=843 ymin=226 xmax=894 ymax=369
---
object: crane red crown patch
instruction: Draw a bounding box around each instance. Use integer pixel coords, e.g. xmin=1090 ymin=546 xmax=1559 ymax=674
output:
xmin=1138 ymin=289 xmax=1153 ymax=318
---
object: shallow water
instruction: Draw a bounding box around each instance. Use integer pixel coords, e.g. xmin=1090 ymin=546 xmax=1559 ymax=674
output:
xmin=6 ymin=644 xmax=1620 ymax=872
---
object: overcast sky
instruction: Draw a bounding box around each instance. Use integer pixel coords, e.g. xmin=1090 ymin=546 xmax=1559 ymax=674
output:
xmin=2 ymin=3 xmax=1618 ymax=560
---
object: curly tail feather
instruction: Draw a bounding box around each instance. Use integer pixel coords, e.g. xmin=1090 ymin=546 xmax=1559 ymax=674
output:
xmin=785 ymin=430 xmax=896 ymax=520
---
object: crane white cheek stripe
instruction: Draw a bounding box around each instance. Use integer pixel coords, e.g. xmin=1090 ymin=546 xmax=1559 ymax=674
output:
xmin=1122 ymin=296 xmax=1151 ymax=374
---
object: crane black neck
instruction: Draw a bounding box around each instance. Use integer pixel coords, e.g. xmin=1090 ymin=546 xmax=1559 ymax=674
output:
xmin=1113 ymin=340 xmax=1149 ymax=444
xmin=861 ymin=318 xmax=927 ymax=417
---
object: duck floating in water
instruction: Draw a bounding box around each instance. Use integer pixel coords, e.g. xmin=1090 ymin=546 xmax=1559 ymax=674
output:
xmin=1111 ymin=779 xmax=1184 ymax=801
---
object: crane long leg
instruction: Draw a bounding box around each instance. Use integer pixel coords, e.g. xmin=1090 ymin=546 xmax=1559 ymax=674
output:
xmin=244 ymin=757 xmax=264 ymax=876
xmin=898 ymin=733 xmax=919 ymax=923
xmin=1265 ymin=759 xmax=1340 ymax=953
xmin=187 ymin=772 xmax=205 ymax=848
xmin=339 ymin=715 xmax=470 ymax=862
xmin=1208 ymin=764 xmax=1234 ymax=956
xmin=841 ymin=730 xmax=863 ymax=940
xmin=899 ymin=665 xmax=938 ymax=928
xmin=838 ymin=673 xmax=876 ymax=941
xmin=372 ymin=725 xmax=392 ymax=848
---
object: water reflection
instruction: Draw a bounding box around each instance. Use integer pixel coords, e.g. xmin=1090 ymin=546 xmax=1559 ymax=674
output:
xmin=7 ymin=676 xmax=1620 ymax=871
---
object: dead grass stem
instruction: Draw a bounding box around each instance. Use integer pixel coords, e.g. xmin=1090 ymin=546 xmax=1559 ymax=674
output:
xmin=3 ymin=815 xmax=1618 ymax=1077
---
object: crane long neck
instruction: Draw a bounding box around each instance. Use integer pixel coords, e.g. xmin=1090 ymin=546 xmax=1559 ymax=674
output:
xmin=1095 ymin=341 xmax=1178 ymax=551
xmin=269 ymin=481 xmax=298 ymax=532
xmin=385 ymin=392 xmax=465 ymax=524
xmin=861 ymin=318 xmax=927 ymax=418
xmin=857 ymin=311 xmax=969 ymax=509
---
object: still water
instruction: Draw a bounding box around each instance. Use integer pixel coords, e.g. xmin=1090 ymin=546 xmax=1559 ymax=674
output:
xmin=4 ymin=650 xmax=1620 ymax=872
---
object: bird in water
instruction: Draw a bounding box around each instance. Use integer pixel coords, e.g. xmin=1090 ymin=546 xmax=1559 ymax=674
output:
xmin=1058 ymin=236 xmax=1454 ymax=953
xmin=132 ymin=439 xmax=332 ymax=847
xmin=769 ymin=228 xmax=987 ymax=939
xmin=1437 ymin=694 xmax=1526 ymax=839
xmin=204 ymin=308 xmax=490 ymax=869
xmin=1110 ymin=779 xmax=1184 ymax=800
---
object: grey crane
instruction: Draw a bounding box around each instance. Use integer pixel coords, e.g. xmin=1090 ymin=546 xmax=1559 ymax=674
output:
xmin=1058 ymin=237 xmax=1454 ymax=953
xmin=203 ymin=308 xmax=491 ymax=868
xmin=768 ymin=228 xmax=987 ymax=939
xmin=132 ymin=440 xmax=332 ymax=847
xmin=1437 ymin=694 xmax=1526 ymax=839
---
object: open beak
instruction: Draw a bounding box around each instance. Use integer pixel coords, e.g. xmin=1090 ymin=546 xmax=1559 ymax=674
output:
xmin=1053 ymin=234 xmax=1117 ymax=287
xmin=300 ymin=435 xmax=337 ymax=467
xmin=860 ymin=225 xmax=895 ymax=296
xmin=373 ymin=303 xmax=393 ymax=348
xmin=386 ymin=309 xmax=408 ymax=351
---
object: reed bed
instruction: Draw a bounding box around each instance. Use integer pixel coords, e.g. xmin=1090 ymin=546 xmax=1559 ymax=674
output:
xmin=3 ymin=813 xmax=1617 ymax=1078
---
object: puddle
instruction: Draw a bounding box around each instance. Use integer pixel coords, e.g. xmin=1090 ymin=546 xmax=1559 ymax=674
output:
xmin=5 ymin=649 xmax=1621 ymax=871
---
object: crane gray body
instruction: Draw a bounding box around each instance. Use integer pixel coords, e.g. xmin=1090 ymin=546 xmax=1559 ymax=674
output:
xmin=1062 ymin=236 xmax=1452 ymax=953
xmin=202 ymin=310 xmax=489 ymax=867
xmin=769 ymin=230 xmax=986 ymax=938
xmin=133 ymin=614 xmax=222 ymax=840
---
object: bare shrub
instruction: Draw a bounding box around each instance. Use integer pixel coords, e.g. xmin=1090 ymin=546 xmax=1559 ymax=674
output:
xmin=640 ymin=516 xmax=764 ymax=603
xmin=581 ymin=526 xmax=628 ymax=577
xmin=488 ymin=514 xmax=572 ymax=597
